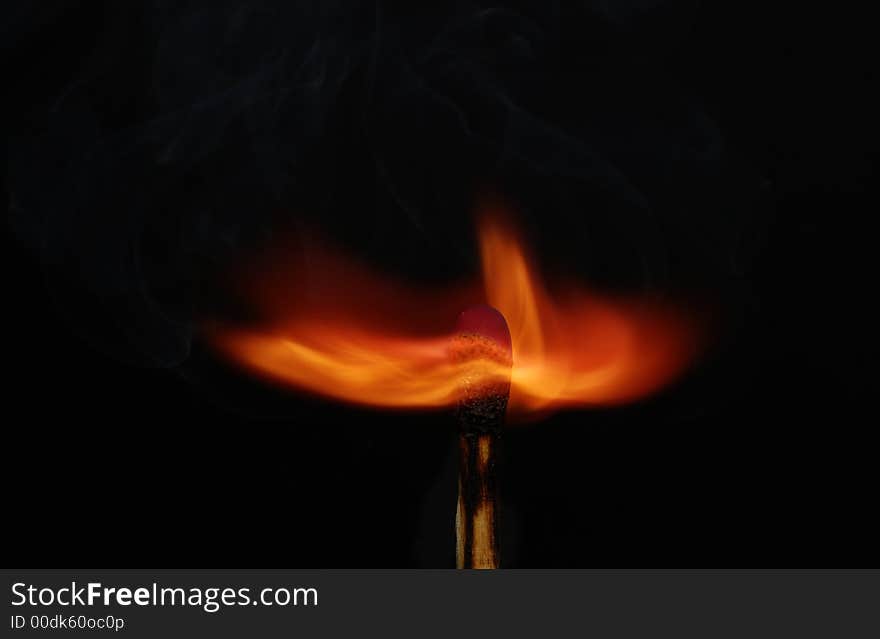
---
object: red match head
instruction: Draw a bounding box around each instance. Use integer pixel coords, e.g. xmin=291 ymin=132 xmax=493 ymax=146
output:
xmin=454 ymin=304 xmax=512 ymax=357
xmin=450 ymin=305 xmax=512 ymax=433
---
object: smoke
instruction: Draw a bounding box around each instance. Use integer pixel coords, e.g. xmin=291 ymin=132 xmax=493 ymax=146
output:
xmin=7 ymin=0 xmax=742 ymax=368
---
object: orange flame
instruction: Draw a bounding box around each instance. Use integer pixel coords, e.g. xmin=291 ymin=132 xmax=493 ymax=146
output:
xmin=205 ymin=200 xmax=700 ymax=421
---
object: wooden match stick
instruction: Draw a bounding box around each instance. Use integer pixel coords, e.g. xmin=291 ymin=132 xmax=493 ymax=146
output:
xmin=450 ymin=305 xmax=512 ymax=569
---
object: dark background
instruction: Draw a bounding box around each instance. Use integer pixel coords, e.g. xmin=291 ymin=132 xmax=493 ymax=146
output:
xmin=3 ymin=1 xmax=876 ymax=566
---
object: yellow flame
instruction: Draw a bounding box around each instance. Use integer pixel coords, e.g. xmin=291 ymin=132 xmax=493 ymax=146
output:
xmin=205 ymin=200 xmax=699 ymax=420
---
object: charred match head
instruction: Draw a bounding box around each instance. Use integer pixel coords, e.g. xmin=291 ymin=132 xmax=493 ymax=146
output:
xmin=450 ymin=305 xmax=513 ymax=435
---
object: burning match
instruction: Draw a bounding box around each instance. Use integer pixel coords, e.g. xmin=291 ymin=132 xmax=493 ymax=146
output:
xmin=450 ymin=305 xmax=513 ymax=569
xmin=204 ymin=205 xmax=701 ymax=568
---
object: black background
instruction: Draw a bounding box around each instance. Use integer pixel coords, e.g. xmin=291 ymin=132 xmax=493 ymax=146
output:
xmin=3 ymin=2 xmax=876 ymax=566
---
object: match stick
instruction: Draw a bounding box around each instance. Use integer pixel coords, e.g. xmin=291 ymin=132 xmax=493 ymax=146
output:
xmin=450 ymin=305 xmax=512 ymax=569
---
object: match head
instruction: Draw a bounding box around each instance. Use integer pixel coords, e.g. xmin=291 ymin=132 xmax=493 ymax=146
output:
xmin=450 ymin=305 xmax=512 ymax=435
xmin=455 ymin=305 xmax=513 ymax=357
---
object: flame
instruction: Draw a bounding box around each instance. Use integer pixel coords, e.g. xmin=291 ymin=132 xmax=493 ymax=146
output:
xmin=205 ymin=200 xmax=699 ymax=420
